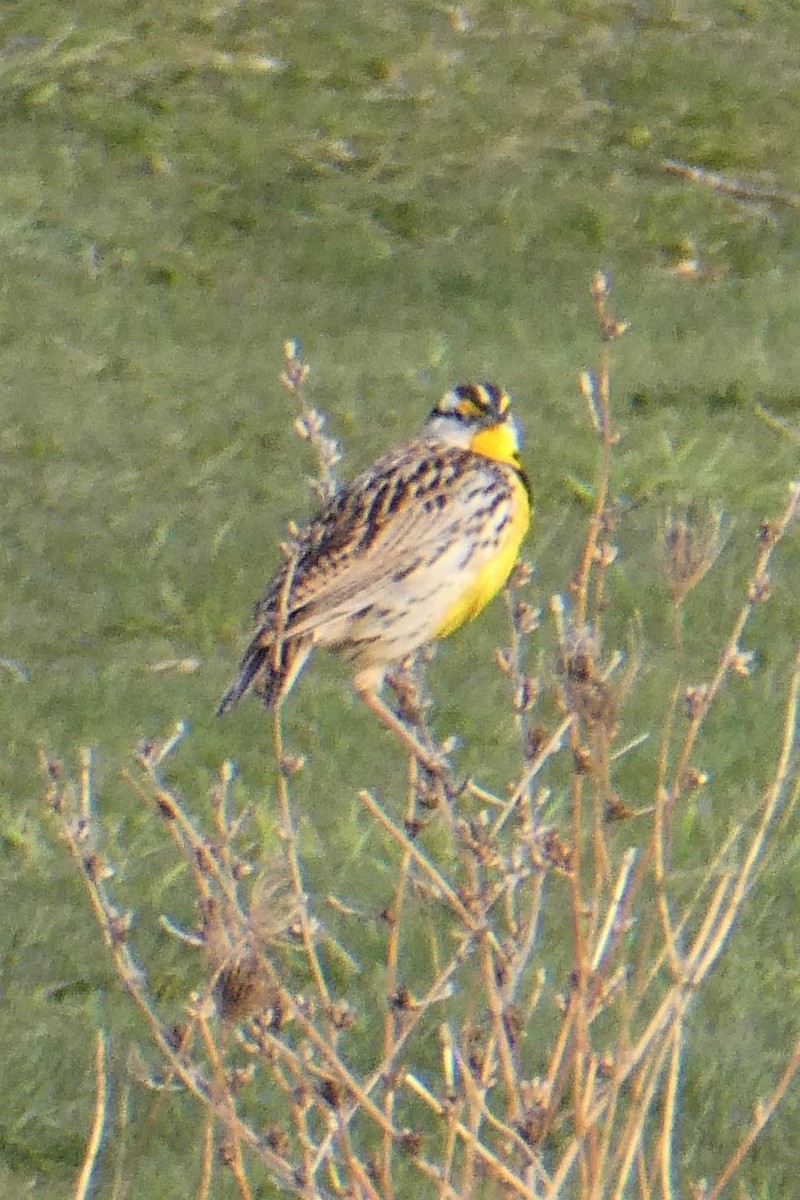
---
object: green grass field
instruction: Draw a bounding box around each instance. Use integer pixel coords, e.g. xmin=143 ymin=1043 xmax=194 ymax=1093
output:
xmin=2 ymin=1 xmax=800 ymax=1195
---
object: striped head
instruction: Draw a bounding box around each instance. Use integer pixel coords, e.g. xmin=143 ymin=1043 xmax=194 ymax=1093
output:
xmin=425 ymin=382 xmax=523 ymax=470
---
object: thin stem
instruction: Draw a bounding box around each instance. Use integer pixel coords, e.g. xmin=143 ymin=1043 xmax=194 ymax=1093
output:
xmin=658 ymin=1020 xmax=682 ymax=1200
xmin=198 ymin=1112 xmax=214 ymax=1200
xmin=74 ymin=1031 xmax=108 ymax=1200
xmin=669 ymin=487 xmax=800 ymax=804
xmin=198 ymin=1014 xmax=253 ymax=1200
xmin=403 ymin=1072 xmax=540 ymax=1198
xmin=706 ymin=1032 xmax=800 ymax=1200
xmin=273 ymin=703 xmax=332 ymax=1010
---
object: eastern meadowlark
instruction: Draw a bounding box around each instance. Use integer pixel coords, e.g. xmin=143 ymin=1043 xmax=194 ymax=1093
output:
xmin=217 ymin=382 xmax=531 ymax=763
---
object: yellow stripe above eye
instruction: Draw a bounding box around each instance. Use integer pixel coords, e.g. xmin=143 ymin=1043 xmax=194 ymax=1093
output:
xmin=455 ymin=384 xmax=510 ymax=420
xmin=457 ymin=397 xmax=484 ymax=419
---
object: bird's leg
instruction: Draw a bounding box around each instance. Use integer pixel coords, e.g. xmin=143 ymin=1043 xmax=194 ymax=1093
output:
xmin=354 ymin=669 xmax=449 ymax=777
xmin=386 ymin=660 xmax=429 ymax=732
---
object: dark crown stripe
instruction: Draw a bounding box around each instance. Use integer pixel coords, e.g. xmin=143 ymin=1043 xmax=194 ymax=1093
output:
xmin=433 ymin=382 xmax=508 ymax=422
xmin=454 ymin=382 xmax=501 ymax=409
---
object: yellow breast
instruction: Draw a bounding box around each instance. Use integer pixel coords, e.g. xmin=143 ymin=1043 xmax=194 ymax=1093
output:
xmin=435 ymin=465 xmax=531 ymax=639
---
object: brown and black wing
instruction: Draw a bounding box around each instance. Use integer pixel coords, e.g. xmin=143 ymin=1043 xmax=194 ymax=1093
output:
xmin=216 ymin=439 xmax=504 ymax=713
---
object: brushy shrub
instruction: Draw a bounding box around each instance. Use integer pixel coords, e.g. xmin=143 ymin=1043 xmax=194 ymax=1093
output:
xmin=47 ymin=275 xmax=800 ymax=1200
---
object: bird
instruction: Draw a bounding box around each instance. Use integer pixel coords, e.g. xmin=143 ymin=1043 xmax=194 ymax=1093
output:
xmin=217 ymin=382 xmax=531 ymax=767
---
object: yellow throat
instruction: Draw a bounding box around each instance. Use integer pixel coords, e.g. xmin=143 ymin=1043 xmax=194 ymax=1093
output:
xmin=469 ymin=419 xmax=523 ymax=470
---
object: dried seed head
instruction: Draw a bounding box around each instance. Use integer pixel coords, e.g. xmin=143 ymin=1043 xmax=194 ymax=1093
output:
xmin=462 ymin=1021 xmax=488 ymax=1073
xmin=524 ymin=725 xmax=549 ymax=761
xmin=398 ymin=1129 xmax=424 ymax=1156
xmin=203 ymin=863 xmax=300 ymax=1022
xmin=264 ymin=1125 xmax=289 ymax=1154
xmin=587 ymin=1053 xmax=612 ymax=1082
xmin=514 ymin=600 xmax=541 ymax=635
xmin=214 ymin=950 xmax=273 ymax=1022
xmin=389 ymin=984 xmax=417 ymax=1012
xmin=510 ymin=558 xmax=533 ymax=588
xmin=514 ymin=676 xmax=538 ymax=714
xmin=601 ymin=318 xmax=630 ymax=342
xmin=520 ymin=1076 xmax=551 ymax=1106
xmin=329 ymin=1001 xmax=357 ymax=1030
xmin=684 ymin=684 xmax=709 ymax=720
xmin=495 ymin=648 xmax=512 ymax=675
xmin=295 ymin=993 xmax=315 ymax=1019
xmin=164 ymin=1023 xmax=190 ymax=1051
xmin=317 ymin=1076 xmax=344 ymax=1109
xmin=591 ymin=270 xmax=611 ymax=301
xmin=84 ymin=853 xmax=114 ymax=883
xmin=218 ymin=1141 xmax=236 ymax=1167
xmin=605 ymin=794 xmax=635 ymax=821
xmin=229 ymin=1064 xmax=256 ymax=1094
xmin=730 ymin=647 xmax=755 ymax=677
xmin=516 ymin=1102 xmax=549 ymax=1146
xmin=456 ymin=817 xmax=501 ymax=868
xmin=662 ymin=506 xmax=724 ymax=606
xmin=573 ymin=745 xmax=595 ymax=775
xmin=502 ymin=1002 xmax=523 ymax=1046
xmin=564 ymin=652 xmax=619 ymax=738
xmin=681 ymin=767 xmax=710 ymax=793
xmin=293 ymin=411 xmax=322 ymax=440
xmin=45 ymin=756 xmax=62 ymax=782
xmin=155 ymin=792 xmax=178 ymax=820
xmin=280 ymin=338 xmax=310 ymax=393
xmin=748 ymin=572 xmax=772 ymax=604
xmin=593 ymin=541 xmax=618 ymax=568
xmin=72 ymin=817 xmax=91 ymax=845
xmin=109 ymin=909 xmax=134 ymax=943
xmin=279 ymin=752 xmax=306 ymax=776
xmin=537 ymin=828 xmax=574 ymax=874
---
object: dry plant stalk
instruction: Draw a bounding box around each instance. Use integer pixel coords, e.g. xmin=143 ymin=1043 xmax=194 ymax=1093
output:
xmin=73 ymin=1031 xmax=108 ymax=1200
xmin=45 ymin=306 xmax=800 ymax=1199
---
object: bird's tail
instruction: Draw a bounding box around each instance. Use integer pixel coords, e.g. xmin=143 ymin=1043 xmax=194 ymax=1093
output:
xmin=216 ymin=630 xmax=311 ymax=716
xmin=216 ymin=631 xmax=276 ymax=716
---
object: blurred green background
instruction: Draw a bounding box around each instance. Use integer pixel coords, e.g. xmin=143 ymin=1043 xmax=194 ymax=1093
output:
xmin=2 ymin=0 xmax=800 ymax=1195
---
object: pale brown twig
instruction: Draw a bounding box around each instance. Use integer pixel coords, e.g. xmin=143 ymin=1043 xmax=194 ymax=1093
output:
xmin=706 ymin=1029 xmax=800 ymax=1200
xmin=663 ymin=158 xmax=800 ymax=210
xmin=403 ymin=1071 xmax=541 ymax=1198
xmin=197 ymin=1012 xmax=253 ymax=1200
xmin=74 ymin=1031 xmax=108 ymax=1200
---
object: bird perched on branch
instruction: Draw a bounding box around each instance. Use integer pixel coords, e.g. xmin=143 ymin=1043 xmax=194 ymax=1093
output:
xmin=217 ymin=382 xmax=530 ymax=766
